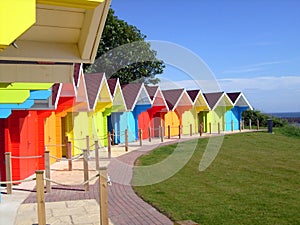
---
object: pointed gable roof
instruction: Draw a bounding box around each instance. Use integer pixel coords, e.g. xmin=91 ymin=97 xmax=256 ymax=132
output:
xmin=203 ymin=92 xmax=223 ymax=109
xmin=107 ymin=78 xmax=118 ymax=97
xmin=60 ymin=64 xmax=81 ymax=97
xmin=227 ymin=92 xmax=241 ymax=104
xmin=162 ymin=89 xmax=186 ymax=111
xmin=84 ymin=73 xmax=104 ymax=110
xmin=121 ymin=83 xmax=151 ymax=111
xmin=122 ymin=83 xmax=143 ymax=111
xmin=52 ymin=83 xmax=62 ymax=107
xmin=73 ymin=63 xmax=81 ymax=88
xmin=227 ymin=92 xmax=253 ymax=110
xmin=146 ymin=85 xmax=169 ymax=111
xmin=107 ymin=78 xmax=127 ymax=112
xmin=187 ymin=90 xmax=200 ymax=103
xmin=203 ymin=92 xmax=233 ymax=110
xmin=187 ymin=89 xmax=210 ymax=111
xmin=74 ymin=68 xmax=90 ymax=111
xmin=145 ymin=86 xmax=159 ymax=101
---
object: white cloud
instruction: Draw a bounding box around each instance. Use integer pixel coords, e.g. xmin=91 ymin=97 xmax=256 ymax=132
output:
xmin=221 ymin=60 xmax=289 ymax=74
xmin=218 ymin=76 xmax=300 ymax=92
xmin=158 ymin=76 xmax=300 ymax=113
xmin=218 ymin=76 xmax=300 ymax=112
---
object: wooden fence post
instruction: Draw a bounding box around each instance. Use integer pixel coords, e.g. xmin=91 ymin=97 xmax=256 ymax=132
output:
xmin=242 ymin=119 xmax=245 ymax=130
xmin=107 ymin=132 xmax=111 ymax=159
xmin=199 ymin=123 xmax=203 ymax=137
xmin=249 ymin=119 xmax=252 ymax=130
xmin=209 ymin=122 xmax=212 ymax=134
xmin=257 ymin=119 xmax=260 ymax=130
xmin=65 ymin=136 xmax=69 ymax=156
xmin=168 ymin=125 xmax=171 ymax=139
xmin=160 ymin=126 xmax=164 ymax=142
xmin=148 ymin=127 xmax=151 ymax=142
xmin=178 ymin=125 xmax=181 ymax=139
xmin=5 ymin=152 xmax=12 ymax=194
xmin=112 ymin=129 xmax=115 ymax=145
xmin=218 ymin=122 xmax=220 ymax=134
xmin=190 ymin=124 xmax=193 ymax=136
xmin=67 ymin=141 xmax=72 ymax=171
xmin=99 ymin=167 xmax=109 ymax=225
xmin=95 ymin=140 xmax=100 ymax=170
xmin=86 ymin=135 xmax=90 ymax=158
xmin=83 ymin=150 xmax=89 ymax=191
xmin=139 ymin=129 xmax=143 ymax=146
xmin=44 ymin=151 xmax=51 ymax=193
xmin=231 ymin=120 xmax=234 ymax=132
xmin=36 ymin=170 xmax=46 ymax=225
xmin=125 ymin=129 xmax=128 ymax=152
xmin=239 ymin=121 xmax=242 ymax=132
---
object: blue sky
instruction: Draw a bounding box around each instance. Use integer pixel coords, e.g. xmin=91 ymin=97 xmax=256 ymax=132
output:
xmin=111 ymin=0 xmax=300 ymax=113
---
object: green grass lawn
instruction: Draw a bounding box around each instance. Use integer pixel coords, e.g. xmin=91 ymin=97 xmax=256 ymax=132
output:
xmin=133 ymin=131 xmax=300 ymax=224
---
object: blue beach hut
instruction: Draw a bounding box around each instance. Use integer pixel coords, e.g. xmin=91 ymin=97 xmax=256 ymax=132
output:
xmin=109 ymin=83 xmax=152 ymax=144
xmin=225 ymin=92 xmax=253 ymax=131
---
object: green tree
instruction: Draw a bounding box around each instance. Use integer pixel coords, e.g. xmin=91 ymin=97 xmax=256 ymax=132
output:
xmin=84 ymin=8 xmax=164 ymax=84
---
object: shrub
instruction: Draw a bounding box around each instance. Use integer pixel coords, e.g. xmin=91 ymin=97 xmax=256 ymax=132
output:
xmin=242 ymin=110 xmax=288 ymax=127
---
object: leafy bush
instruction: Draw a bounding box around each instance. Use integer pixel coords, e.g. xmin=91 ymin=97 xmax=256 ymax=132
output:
xmin=242 ymin=109 xmax=288 ymax=127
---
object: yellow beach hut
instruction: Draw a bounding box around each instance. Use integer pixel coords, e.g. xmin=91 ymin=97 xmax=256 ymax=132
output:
xmin=203 ymin=92 xmax=233 ymax=133
xmin=85 ymin=73 xmax=113 ymax=147
xmin=162 ymin=89 xmax=193 ymax=137
xmin=182 ymin=90 xmax=210 ymax=135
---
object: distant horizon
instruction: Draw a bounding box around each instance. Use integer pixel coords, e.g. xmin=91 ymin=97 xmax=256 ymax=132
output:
xmin=267 ymin=111 xmax=300 ymax=115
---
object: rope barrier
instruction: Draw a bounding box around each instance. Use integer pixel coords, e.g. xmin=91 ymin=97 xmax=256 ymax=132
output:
xmin=73 ymin=145 xmax=85 ymax=151
xmin=10 ymin=155 xmax=43 ymax=159
xmin=89 ymin=143 xmax=95 ymax=148
xmin=69 ymin=137 xmax=87 ymax=141
xmin=112 ymin=133 xmax=125 ymax=137
xmin=49 ymin=153 xmax=84 ymax=161
xmin=0 ymin=177 xmax=36 ymax=185
xmin=44 ymin=173 xmax=99 ymax=186
xmin=45 ymin=144 xmax=66 ymax=147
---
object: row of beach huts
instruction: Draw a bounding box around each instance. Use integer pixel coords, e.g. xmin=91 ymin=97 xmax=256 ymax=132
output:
xmin=0 ymin=63 xmax=252 ymax=183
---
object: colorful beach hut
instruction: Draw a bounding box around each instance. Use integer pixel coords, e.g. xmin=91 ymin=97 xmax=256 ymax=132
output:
xmin=225 ymin=92 xmax=253 ymax=131
xmin=62 ymin=66 xmax=91 ymax=156
xmin=0 ymin=86 xmax=56 ymax=182
xmin=109 ymin=83 xmax=152 ymax=144
xmin=43 ymin=84 xmax=63 ymax=163
xmin=138 ymin=86 xmax=169 ymax=139
xmin=182 ymin=90 xmax=210 ymax=135
xmin=54 ymin=64 xmax=81 ymax=156
xmin=203 ymin=92 xmax=233 ymax=133
xmin=85 ymin=73 xmax=113 ymax=147
xmin=162 ymin=89 xmax=193 ymax=137
xmin=107 ymin=79 xmax=127 ymax=142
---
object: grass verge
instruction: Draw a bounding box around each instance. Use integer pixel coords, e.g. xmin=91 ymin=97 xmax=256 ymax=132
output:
xmin=133 ymin=131 xmax=300 ymax=224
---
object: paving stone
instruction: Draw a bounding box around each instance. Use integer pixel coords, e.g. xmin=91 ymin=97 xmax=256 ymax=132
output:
xmin=72 ymin=213 xmax=99 ymax=224
xmin=52 ymin=206 xmax=87 ymax=217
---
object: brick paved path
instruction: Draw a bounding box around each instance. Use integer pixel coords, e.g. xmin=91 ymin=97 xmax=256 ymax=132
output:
xmin=23 ymin=141 xmax=175 ymax=225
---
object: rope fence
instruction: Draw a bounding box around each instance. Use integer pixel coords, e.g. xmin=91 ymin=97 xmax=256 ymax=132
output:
xmin=44 ymin=173 xmax=99 ymax=187
xmin=0 ymin=177 xmax=36 ymax=185
xmin=10 ymin=155 xmax=43 ymax=159
xmin=1 ymin=119 xmax=260 ymax=195
xmin=35 ymin=168 xmax=109 ymax=225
